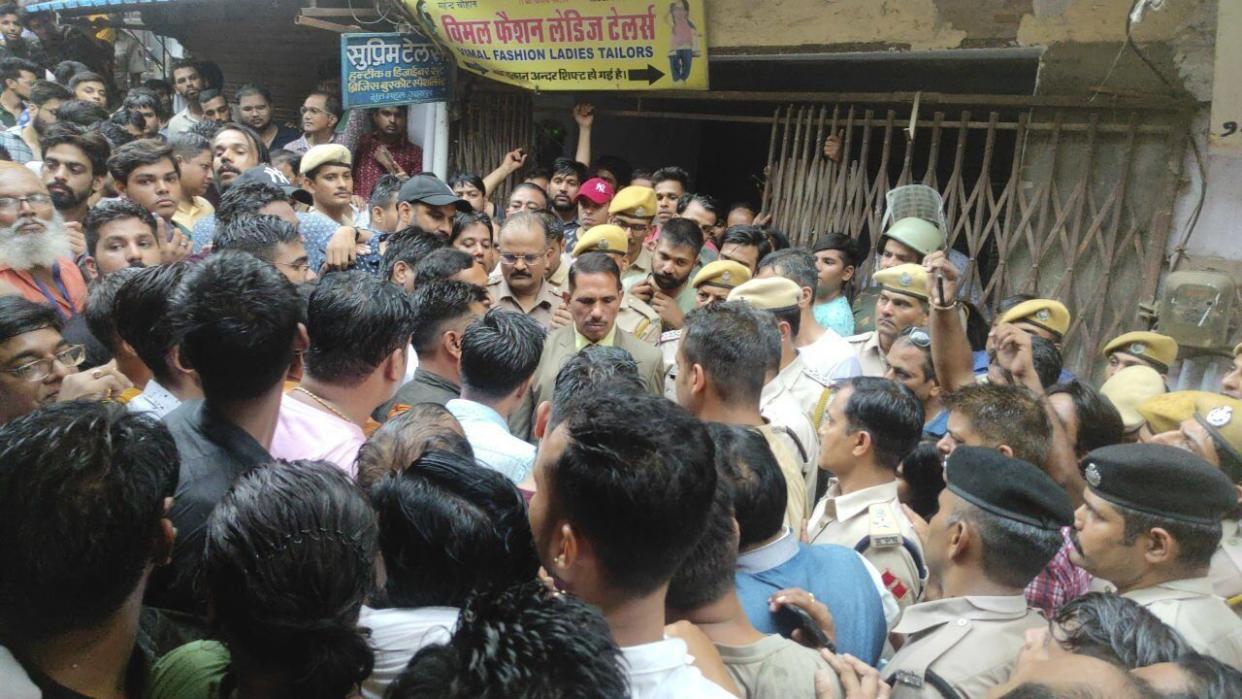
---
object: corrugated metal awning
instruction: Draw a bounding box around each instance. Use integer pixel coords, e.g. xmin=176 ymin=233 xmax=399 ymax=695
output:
xmin=24 ymin=0 xmax=185 ymax=14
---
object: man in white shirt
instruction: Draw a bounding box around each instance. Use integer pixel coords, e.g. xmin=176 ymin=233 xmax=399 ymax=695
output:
xmin=446 ymin=307 xmax=546 ymax=484
xmin=527 ymin=389 xmax=735 ymax=698
xmin=757 ymin=248 xmax=860 ymax=382
xmin=164 ymin=58 xmax=205 ymax=139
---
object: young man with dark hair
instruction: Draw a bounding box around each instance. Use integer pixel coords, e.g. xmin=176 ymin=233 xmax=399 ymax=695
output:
xmin=664 ymin=433 xmax=844 ymax=697
xmin=547 ymin=156 xmax=587 ymax=226
xmin=0 ymin=295 xmax=131 ymax=424
xmin=121 ymin=87 xmax=162 ymax=137
xmin=717 ymin=224 xmax=770 ymax=275
xmin=106 ymin=139 xmax=193 ymax=243
xmin=0 ymin=401 xmax=179 ymax=698
xmin=389 ymin=581 xmax=628 ymax=699
xmin=629 ymin=217 xmax=703 ymax=330
xmin=272 ymin=270 xmax=414 ymax=474
xmin=196 ymin=88 xmax=230 ymax=124
xmin=236 ymin=83 xmax=299 ymax=150
xmin=81 ymin=198 xmax=160 ymax=280
xmin=807 ymin=376 xmax=927 ymax=610
xmin=380 ymin=225 xmax=445 ymax=292
xmin=810 ymin=232 xmax=859 ymax=337
xmin=527 ymin=390 xmax=734 ymax=697
xmin=299 ymin=142 xmax=356 ymax=228
xmin=54 ymin=97 xmax=108 ymax=126
xmin=364 ymin=451 xmax=541 ymax=698
xmin=81 ymin=267 xmax=148 ymax=388
xmin=114 ymin=262 xmax=202 ymax=418
xmin=149 ymin=251 xmax=306 ymax=615
xmin=937 ymin=382 xmax=1052 ymax=468
xmin=191 ymin=164 xmax=305 ymax=253
xmin=0 ymin=56 xmax=37 ymax=127
xmin=354 ymin=105 xmax=421 ymax=199
xmin=165 ymin=57 xmax=204 ymax=138
xmin=68 ymin=71 xmax=107 ymax=107
xmin=40 ymin=122 xmax=108 ymax=225
xmin=1070 ymin=443 xmax=1242 ymax=666
xmin=676 ymin=300 xmax=810 ymax=531
xmin=510 ymin=251 xmax=665 ymax=442
xmin=286 ymin=89 xmax=343 ymax=155
xmin=676 ymin=192 xmax=723 ymax=253
xmin=448 ymin=307 xmax=545 ymax=483
xmin=882 ymin=447 xmax=1074 ymax=696
xmin=208 ymin=122 xmax=268 ymax=192
xmin=0 ymin=79 xmax=68 ymax=163
xmin=651 ymin=165 xmax=690 ymax=225
xmin=168 ymin=131 xmax=214 ymax=230
xmin=214 ymin=214 xmax=315 ymax=285
xmin=377 ymin=279 xmax=489 ymax=421
xmin=414 ymin=247 xmax=487 ymax=287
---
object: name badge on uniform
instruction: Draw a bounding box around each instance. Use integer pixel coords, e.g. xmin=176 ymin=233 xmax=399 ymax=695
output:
xmin=891 ymin=670 xmax=924 ymax=688
xmin=868 ymin=503 xmax=903 ymax=548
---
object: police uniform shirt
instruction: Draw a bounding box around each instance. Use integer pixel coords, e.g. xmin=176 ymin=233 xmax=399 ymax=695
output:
xmin=883 ymin=595 xmax=1042 ymax=698
xmin=846 ymin=331 xmax=889 ymax=378
xmin=757 ymin=424 xmax=810 ymax=532
xmin=486 ymin=275 xmax=563 ymax=329
xmin=658 ymin=329 xmax=682 ymax=401
xmin=616 ymin=293 xmax=661 ymax=345
xmin=621 ymin=247 xmax=652 ymax=291
xmin=546 ymin=253 xmax=571 ymax=291
xmin=760 ymin=392 xmax=821 ymax=515
xmin=800 ymin=330 xmax=863 ymax=383
xmin=807 ymin=479 xmax=924 ymax=608
xmin=1210 ymin=517 xmax=1242 ymax=618
xmin=762 ymin=352 xmax=834 ymax=430
xmin=1123 ymin=577 xmax=1242 ymax=667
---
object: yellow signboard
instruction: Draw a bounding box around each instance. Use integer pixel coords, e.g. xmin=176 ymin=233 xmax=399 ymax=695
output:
xmin=407 ymin=0 xmax=708 ymax=91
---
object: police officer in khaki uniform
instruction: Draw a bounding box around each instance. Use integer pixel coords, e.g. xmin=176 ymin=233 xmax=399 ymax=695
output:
xmin=883 ymin=447 xmax=1073 ymax=698
xmin=846 ymin=263 xmax=930 ymax=378
xmin=660 ymin=260 xmax=751 ymax=400
xmin=853 ymin=217 xmax=943 ymax=334
xmin=1099 ymin=364 xmax=1166 ymax=435
xmin=1139 ymin=391 xmax=1242 ymax=617
xmin=996 ymin=298 xmax=1070 ymax=348
xmin=1102 ymin=330 xmax=1179 ymax=379
xmin=1069 ymin=443 xmax=1242 ymax=667
xmin=807 ymin=377 xmax=926 ymax=610
xmin=572 ymin=224 xmax=662 ymax=345
xmin=1223 ymin=341 xmax=1242 ymax=400
xmin=609 ymin=186 xmax=658 ymax=292
xmin=724 ymin=277 xmax=824 ymax=511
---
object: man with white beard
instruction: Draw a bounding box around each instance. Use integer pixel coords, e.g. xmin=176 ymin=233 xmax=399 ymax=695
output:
xmin=0 ymin=163 xmax=89 ymax=319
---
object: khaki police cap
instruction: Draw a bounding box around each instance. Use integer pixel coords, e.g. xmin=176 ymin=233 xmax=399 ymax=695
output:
xmin=728 ymin=276 xmax=800 ymax=311
xmin=1138 ymin=391 xmax=1242 ymax=465
xmin=1103 ymin=331 xmax=1178 ymax=372
xmin=1100 ymin=365 xmax=1166 ymax=432
xmin=608 ymin=186 xmax=657 ymax=219
xmin=573 ymin=225 xmax=628 ymax=257
xmin=999 ymin=299 xmax=1071 ymax=338
xmin=873 ymin=263 xmax=930 ymax=301
xmin=300 ymin=143 xmax=352 ymax=175
xmin=693 ymin=260 xmax=751 ymax=290
xmin=882 ymin=217 xmax=944 ymax=256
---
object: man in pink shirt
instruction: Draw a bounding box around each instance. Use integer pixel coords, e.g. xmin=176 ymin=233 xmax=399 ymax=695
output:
xmin=272 ymin=270 xmax=415 ymax=474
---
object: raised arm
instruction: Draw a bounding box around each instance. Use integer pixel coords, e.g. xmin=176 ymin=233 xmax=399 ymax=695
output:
xmin=573 ymin=102 xmax=594 ymax=167
xmin=924 ymin=251 xmax=975 ymax=393
xmin=483 ymin=148 xmax=527 ymax=197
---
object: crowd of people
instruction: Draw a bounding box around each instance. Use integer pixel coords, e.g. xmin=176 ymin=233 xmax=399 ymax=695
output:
xmin=0 ymin=5 xmax=1241 ymax=697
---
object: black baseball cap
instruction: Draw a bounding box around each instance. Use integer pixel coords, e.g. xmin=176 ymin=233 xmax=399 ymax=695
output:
xmin=398 ymin=173 xmax=470 ymax=211
xmin=231 ymin=165 xmax=313 ymax=205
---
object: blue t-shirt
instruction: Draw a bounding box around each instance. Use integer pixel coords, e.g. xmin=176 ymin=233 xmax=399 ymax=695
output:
xmin=814 ymin=296 xmax=855 ymax=337
xmin=190 ymin=211 xmax=381 ymax=275
xmin=736 ymin=534 xmax=887 ymax=665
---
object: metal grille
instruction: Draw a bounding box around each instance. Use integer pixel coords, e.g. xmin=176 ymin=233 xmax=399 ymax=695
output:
xmin=448 ymin=91 xmax=534 ymax=205
xmin=762 ymin=101 xmax=1189 ymax=378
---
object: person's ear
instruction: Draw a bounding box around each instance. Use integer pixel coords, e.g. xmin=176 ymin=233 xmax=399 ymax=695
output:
xmin=444 ymin=329 xmax=463 ymax=360
xmin=550 ymin=521 xmax=579 ymax=579
xmin=534 ymin=400 xmax=552 ymax=440
xmin=842 ymin=265 xmax=856 ymax=283
xmin=799 ymin=285 xmax=813 ymax=308
xmin=382 ymin=346 xmax=404 ymax=382
xmin=392 ymin=260 xmax=413 ymax=287
xmin=80 ymin=256 xmax=98 ymax=283
xmin=928 ymin=379 xmax=941 ymax=400
xmin=113 ymin=178 xmax=128 ymax=196
xmin=396 ymin=201 xmax=413 ymax=229
xmin=853 ymin=429 xmax=872 ymax=458
xmin=91 ymin=173 xmax=106 ymax=195
xmin=1145 ymin=527 xmax=1177 ymax=566
xmin=118 ymin=338 xmax=140 ymax=360
xmin=690 ymin=362 xmax=707 ymax=397
xmin=948 ymin=517 xmax=969 ymax=562
xmin=997 ymin=444 xmax=1014 ymax=459
xmin=294 ymin=323 xmax=310 ymax=353
xmin=1234 ymin=484 xmax=1242 ymax=507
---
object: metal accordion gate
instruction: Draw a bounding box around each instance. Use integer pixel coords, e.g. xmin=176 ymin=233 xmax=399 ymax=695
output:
xmin=448 ymin=89 xmax=534 ymax=206
xmin=761 ymin=95 xmax=1191 ymax=378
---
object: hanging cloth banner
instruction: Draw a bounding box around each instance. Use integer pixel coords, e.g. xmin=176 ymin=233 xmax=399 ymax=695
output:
xmin=406 ymin=0 xmax=708 ymax=91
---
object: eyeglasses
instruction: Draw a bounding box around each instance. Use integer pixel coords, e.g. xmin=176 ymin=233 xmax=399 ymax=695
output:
xmin=0 ymin=194 xmax=53 ymax=214
xmin=499 ymin=251 xmax=546 ymax=267
xmin=901 ymin=327 xmax=931 ymax=347
xmin=1 ymin=344 xmax=85 ymax=382
xmin=614 ymin=221 xmax=650 ymax=234
xmin=300 ymin=106 xmax=325 ymax=116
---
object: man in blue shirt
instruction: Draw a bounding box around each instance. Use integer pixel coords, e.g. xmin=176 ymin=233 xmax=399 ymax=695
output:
xmin=725 ymin=422 xmax=890 ymax=665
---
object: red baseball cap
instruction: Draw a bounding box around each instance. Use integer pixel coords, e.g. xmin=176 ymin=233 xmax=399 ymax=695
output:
xmin=576 ymin=177 xmax=615 ymax=205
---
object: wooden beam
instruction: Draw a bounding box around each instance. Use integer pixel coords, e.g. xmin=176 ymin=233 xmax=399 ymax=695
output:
xmin=607 ymin=89 xmax=1191 ymax=112
xmin=293 ymin=13 xmax=360 ymax=33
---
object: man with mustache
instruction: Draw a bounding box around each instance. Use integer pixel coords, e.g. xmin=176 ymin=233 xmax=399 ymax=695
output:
xmin=547 ymin=157 xmax=586 ymax=227
xmin=353 ymin=105 xmax=421 ymax=199
xmin=0 ymin=79 xmax=68 ymax=164
xmin=285 ymin=89 xmax=342 ymax=156
xmin=106 ymin=139 xmax=194 ymax=255
xmin=210 ymin=122 xmax=266 ymax=192
xmin=845 ymin=263 xmax=930 ymax=377
xmin=0 ymin=162 xmax=89 ymax=319
xmin=510 ymin=251 xmax=665 ymax=443
xmin=486 ymin=212 xmax=564 ymax=330
xmin=629 ymin=217 xmax=702 ymax=332
xmin=299 ymin=144 xmax=357 ymax=226
xmin=236 ymin=84 xmax=299 ymax=150
xmin=1069 ymin=444 xmax=1242 ymax=667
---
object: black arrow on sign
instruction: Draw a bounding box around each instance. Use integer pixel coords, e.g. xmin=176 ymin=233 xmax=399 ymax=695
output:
xmin=626 ymin=64 xmax=665 ymax=85
xmin=463 ymin=61 xmax=489 ymax=75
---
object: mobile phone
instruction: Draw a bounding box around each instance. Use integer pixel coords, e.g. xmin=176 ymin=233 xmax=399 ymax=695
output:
xmin=774 ymin=604 xmax=833 ymax=650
